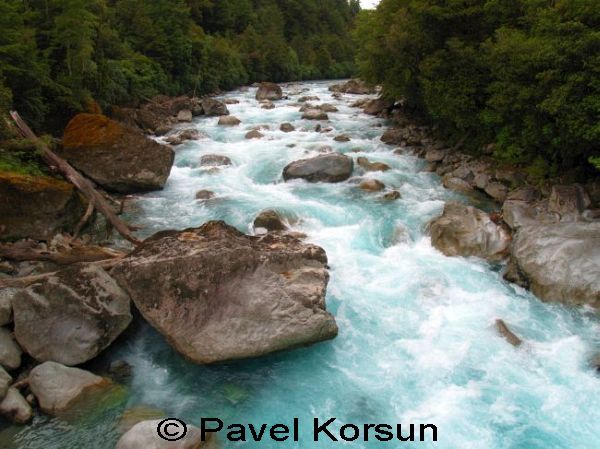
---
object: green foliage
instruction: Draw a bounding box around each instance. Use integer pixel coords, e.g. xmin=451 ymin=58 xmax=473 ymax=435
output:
xmin=0 ymin=0 xmax=359 ymax=134
xmin=355 ymin=0 xmax=600 ymax=169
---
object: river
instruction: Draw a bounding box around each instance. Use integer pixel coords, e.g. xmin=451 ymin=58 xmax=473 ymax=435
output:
xmin=4 ymin=81 xmax=599 ymax=448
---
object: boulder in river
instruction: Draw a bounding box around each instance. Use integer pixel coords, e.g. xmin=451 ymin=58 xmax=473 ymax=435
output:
xmin=201 ymin=98 xmax=229 ymax=117
xmin=111 ymin=221 xmax=338 ymax=364
xmin=428 ymin=202 xmax=511 ymax=262
xmin=363 ymin=98 xmax=394 ymax=115
xmin=302 ymin=109 xmax=329 ymax=120
xmin=195 ymin=190 xmax=215 ymax=201
xmin=328 ymin=79 xmax=376 ymax=95
xmin=254 ymin=210 xmax=287 ymax=232
xmin=217 ymin=115 xmax=241 ymax=126
xmin=60 ymin=114 xmax=174 ymax=193
xmin=356 ymin=157 xmax=391 ymax=172
xmin=200 ymin=154 xmax=232 ymax=167
xmin=334 ymin=134 xmax=351 ymax=142
xmin=283 ymin=153 xmax=354 ymax=183
xmin=256 ymin=82 xmax=283 ymax=101
xmin=29 ymin=361 xmax=111 ymax=415
xmin=13 ymin=265 xmax=132 ymax=366
xmin=116 ymin=420 xmax=215 ymax=449
xmin=245 ymin=129 xmax=263 ymax=139
xmin=359 ymin=179 xmax=386 ymax=192
xmin=0 ymin=173 xmax=86 ymax=241
xmin=280 ymin=123 xmax=295 ymax=132
xmin=176 ymin=110 xmax=192 ymax=122
xmin=505 ymin=222 xmax=600 ymax=307
xmin=0 ymin=328 xmax=22 ymax=371
xmin=0 ymin=388 xmax=32 ymax=424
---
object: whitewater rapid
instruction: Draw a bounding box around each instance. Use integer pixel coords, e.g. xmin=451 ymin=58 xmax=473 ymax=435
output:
xmin=6 ymin=81 xmax=599 ymax=449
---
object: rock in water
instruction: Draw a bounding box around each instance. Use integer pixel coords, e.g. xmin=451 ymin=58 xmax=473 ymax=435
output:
xmin=217 ymin=116 xmax=241 ymax=126
xmin=507 ymin=222 xmax=600 ymax=307
xmin=28 ymin=361 xmax=111 ymax=415
xmin=302 ymin=109 xmax=329 ymax=120
xmin=13 ymin=265 xmax=132 ymax=366
xmin=428 ymin=202 xmax=511 ymax=262
xmin=256 ymin=82 xmax=283 ymax=101
xmin=116 ymin=420 xmax=215 ymax=449
xmin=254 ymin=210 xmax=287 ymax=232
xmin=280 ymin=123 xmax=295 ymax=132
xmin=111 ymin=221 xmax=338 ymax=364
xmin=283 ymin=154 xmax=353 ymax=183
xmin=0 ymin=173 xmax=86 ymax=241
xmin=60 ymin=114 xmax=174 ymax=193
xmin=201 ymin=99 xmax=229 ymax=117
xmin=0 ymin=388 xmax=32 ymax=424
xmin=0 ymin=328 xmax=22 ymax=370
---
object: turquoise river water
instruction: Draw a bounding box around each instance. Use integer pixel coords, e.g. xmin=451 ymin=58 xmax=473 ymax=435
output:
xmin=2 ymin=81 xmax=599 ymax=448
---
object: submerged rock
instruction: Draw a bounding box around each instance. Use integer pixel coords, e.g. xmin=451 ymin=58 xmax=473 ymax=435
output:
xmin=111 ymin=221 xmax=338 ymax=364
xmin=13 ymin=265 xmax=132 ymax=366
xmin=60 ymin=114 xmax=174 ymax=193
xmin=356 ymin=157 xmax=391 ymax=172
xmin=200 ymin=155 xmax=232 ymax=167
xmin=256 ymin=82 xmax=283 ymax=101
xmin=283 ymin=153 xmax=354 ymax=183
xmin=506 ymin=222 xmax=600 ymax=307
xmin=334 ymin=134 xmax=351 ymax=142
xmin=428 ymin=202 xmax=511 ymax=262
xmin=29 ymin=361 xmax=111 ymax=415
xmin=0 ymin=173 xmax=86 ymax=241
xmin=280 ymin=123 xmax=295 ymax=132
xmin=116 ymin=420 xmax=215 ymax=449
xmin=195 ymin=190 xmax=216 ymax=201
xmin=495 ymin=319 xmax=522 ymax=347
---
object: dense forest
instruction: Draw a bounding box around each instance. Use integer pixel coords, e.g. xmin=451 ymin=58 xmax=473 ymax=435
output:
xmin=354 ymin=0 xmax=599 ymax=174
xmin=0 ymin=0 xmax=360 ymax=134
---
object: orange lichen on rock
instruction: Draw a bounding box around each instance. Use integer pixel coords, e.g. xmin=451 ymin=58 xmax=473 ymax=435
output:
xmin=62 ymin=114 xmax=125 ymax=150
xmin=0 ymin=171 xmax=73 ymax=194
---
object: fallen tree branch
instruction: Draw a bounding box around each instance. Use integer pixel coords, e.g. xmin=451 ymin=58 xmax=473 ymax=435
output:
xmin=0 ymin=242 xmax=125 ymax=265
xmin=9 ymin=111 xmax=141 ymax=245
xmin=72 ymin=202 xmax=95 ymax=239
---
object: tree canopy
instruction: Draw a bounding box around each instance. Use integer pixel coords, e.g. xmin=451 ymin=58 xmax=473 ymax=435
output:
xmin=354 ymin=0 xmax=600 ymax=173
xmin=0 ymin=0 xmax=359 ymax=134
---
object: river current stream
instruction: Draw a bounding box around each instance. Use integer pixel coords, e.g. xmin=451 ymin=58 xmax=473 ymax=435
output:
xmin=3 ymin=81 xmax=599 ymax=448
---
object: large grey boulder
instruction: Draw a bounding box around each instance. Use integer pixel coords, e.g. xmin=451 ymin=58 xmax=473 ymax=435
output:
xmin=0 ymin=388 xmax=32 ymax=424
xmin=111 ymin=221 xmax=338 ymax=364
xmin=116 ymin=420 xmax=216 ymax=449
xmin=506 ymin=222 xmax=600 ymax=307
xmin=302 ymin=109 xmax=329 ymax=120
xmin=429 ymin=202 xmax=511 ymax=262
xmin=256 ymin=82 xmax=283 ymax=101
xmin=548 ymin=184 xmax=590 ymax=221
xmin=60 ymin=114 xmax=174 ymax=194
xmin=29 ymin=361 xmax=111 ymax=415
xmin=0 ymin=328 xmax=22 ymax=370
xmin=13 ymin=265 xmax=132 ymax=366
xmin=283 ymin=154 xmax=353 ymax=183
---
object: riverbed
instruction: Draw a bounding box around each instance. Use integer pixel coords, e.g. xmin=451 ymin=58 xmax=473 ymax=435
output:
xmin=4 ymin=81 xmax=599 ymax=448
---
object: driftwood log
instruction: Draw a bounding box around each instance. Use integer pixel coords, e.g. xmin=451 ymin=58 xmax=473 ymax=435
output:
xmin=9 ymin=111 xmax=141 ymax=245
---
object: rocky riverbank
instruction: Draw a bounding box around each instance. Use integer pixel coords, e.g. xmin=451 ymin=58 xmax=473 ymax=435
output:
xmin=0 ymin=79 xmax=598 ymax=446
xmin=355 ymin=90 xmax=599 ymax=308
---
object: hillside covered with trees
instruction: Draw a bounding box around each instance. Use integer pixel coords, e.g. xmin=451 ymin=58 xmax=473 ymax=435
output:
xmin=0 ymin=0 xmax=360 ymax=134
xmin=354 ymin=0 xmax=599 ymax=175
